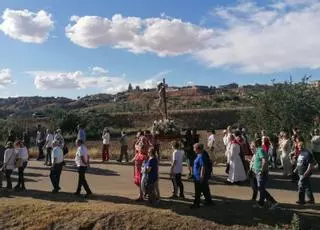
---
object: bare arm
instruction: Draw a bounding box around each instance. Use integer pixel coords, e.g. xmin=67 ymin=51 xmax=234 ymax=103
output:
xmin=200 ymin=166 xmax=205 ymax=180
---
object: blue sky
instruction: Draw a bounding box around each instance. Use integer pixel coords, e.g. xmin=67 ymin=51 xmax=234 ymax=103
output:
xmin=0 ymin=0 xmax=320 ymax=98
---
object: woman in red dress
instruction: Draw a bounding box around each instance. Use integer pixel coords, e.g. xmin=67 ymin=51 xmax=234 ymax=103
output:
xmin=132 ymin=132 xmax=149 ymax=201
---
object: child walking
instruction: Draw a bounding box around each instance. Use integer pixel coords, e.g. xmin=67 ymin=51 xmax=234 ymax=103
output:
xmin=170 ymin=141 xmax=185 ymax=199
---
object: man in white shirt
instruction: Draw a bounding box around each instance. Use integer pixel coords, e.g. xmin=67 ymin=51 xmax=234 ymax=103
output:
xmin=14 ymin=141 xmax=29 ymax=191
xmin=207 ymin=129 xmax=216 ymax=165
xmin=102 ymin=128 xmax=110 ymax=162
xmin=50 ymin=140 xmax=64 ymax=193
xmin=74 ymin=139 xmax=92 ymax=197
xmin=170 ymin=141 xmax=185 ymax=199
xmin=44 ymin=129 xmax=54 ymax=166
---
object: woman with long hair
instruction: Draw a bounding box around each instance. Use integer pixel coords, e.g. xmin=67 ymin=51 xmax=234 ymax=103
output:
xmin=132 ymin=131 xmax=148 ymax=201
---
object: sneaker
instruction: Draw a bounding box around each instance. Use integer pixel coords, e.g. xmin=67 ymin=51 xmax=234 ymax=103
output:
xmin=179 ymin=194 xmax=185 ymax=199
xmin=52 ymin=189 xmax=59 ymax=194
xmin=73 ymin=192 xmax=81 ymax=196
xmin=269 ymin=203 xmax=279 ymax=210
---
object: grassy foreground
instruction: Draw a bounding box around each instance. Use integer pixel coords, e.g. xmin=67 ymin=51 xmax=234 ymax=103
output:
xmin=1 ymin=187 xmax=319 ymax=230
xmin=0 ymin=193 xmax=294 ymax=230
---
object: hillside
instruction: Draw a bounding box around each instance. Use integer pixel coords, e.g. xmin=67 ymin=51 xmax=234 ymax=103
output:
xmin=0 ymin=83 xmax=268 ymax=118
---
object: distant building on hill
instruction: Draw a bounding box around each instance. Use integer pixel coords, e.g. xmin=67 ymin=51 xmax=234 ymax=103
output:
xmin=167 ymin=85 xmax=212 ymax=97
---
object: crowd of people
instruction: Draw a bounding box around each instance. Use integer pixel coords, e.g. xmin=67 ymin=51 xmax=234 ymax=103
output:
xmin=222 ymin=126 xmax=319 ymax=207
xmin=0 ymin=123 xmax=319 ymax=209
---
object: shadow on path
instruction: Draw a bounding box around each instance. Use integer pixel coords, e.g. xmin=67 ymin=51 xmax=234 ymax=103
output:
xmin=63 ymin=165 xmax=120 ymax=176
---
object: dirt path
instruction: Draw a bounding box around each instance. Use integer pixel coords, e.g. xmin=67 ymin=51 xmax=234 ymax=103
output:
xmin=1 ymin=160 xmax=320 ymax=229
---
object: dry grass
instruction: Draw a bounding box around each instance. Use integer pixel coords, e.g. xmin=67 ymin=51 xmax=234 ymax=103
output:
xmin=0 ymin=197 xmax=272 ymax=230
xmin=28 ymin=130 xmax=227 ymax=162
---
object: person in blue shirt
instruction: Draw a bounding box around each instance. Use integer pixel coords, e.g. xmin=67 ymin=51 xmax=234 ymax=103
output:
xmin=146 ymin=148 xmax=159 ymax=205
xmin=191 ymin=143 xmax=213 ymax=209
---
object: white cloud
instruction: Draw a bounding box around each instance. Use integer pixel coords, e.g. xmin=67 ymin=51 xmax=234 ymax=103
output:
xmin=0 ymin=68 xmax=13 ymax=87
xmin=91 ymin=66 xmax=109 ymax=74
xmin=195 ymin=0 xmax=320 ymax=73
xmin=66 ymin=1 xmax=320 ymax=73
xmin=0 ymin=9 xmax=54 ymax=43
xmin=65 ymin=14 xmax=214 ymax=56
xmin=29 ymin=69 xmax=169 ymax=94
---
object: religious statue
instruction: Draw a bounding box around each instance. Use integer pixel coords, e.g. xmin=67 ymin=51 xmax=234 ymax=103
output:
xmin=157 ymin=81 xmax=167 ymax=120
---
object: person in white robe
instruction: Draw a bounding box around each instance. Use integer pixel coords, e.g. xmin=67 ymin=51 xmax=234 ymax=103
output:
xmin=280 ymin=132 xmax=291 ymax=176
xmin=227 ymin=133 xmax=247 ymax=183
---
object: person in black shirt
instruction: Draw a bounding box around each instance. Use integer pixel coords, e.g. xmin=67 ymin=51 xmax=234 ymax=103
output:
xmin=6 ymin=130 xmax=16 ymax=144
xmin=270 ymin=133 xmax=279 ymax=169
xmin=184 ymin=129 xmax=196 ymax=179
xmin=294 ymin=136 xmax=318 ymax=205
xmin=23 ymin=129 xmax=31 ymax=150
xmin=192 ymin=129 xmax=199 ymax=144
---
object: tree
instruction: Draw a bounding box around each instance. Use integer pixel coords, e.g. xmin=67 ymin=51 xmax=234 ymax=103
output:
xmin=128 ymin=83 xmax=133 ymax=92
xmin=240 ymin=77 xmax=320 ymax=136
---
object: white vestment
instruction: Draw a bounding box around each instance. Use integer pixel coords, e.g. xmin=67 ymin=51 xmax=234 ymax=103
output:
xmin=227 ymin=143 xmax=247 ymax=183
